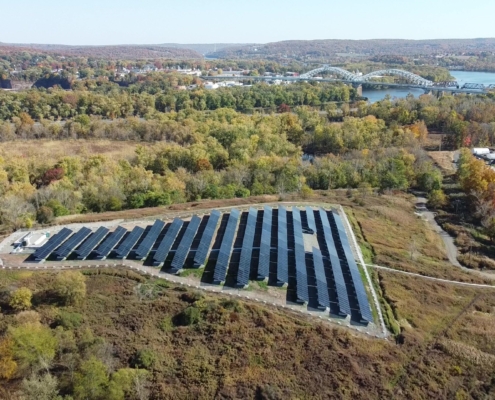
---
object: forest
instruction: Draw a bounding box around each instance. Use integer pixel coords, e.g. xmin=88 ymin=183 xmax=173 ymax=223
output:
xmin=0 ymin=68 xmax=494 ymax=234
xmin=0 ymin=81 xmax=358 ymax=119
xmin=0 ymin=106 xmax=443 ymax=232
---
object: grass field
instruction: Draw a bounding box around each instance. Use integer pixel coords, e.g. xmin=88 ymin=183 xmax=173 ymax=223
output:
xmin=0 ymin=139 xmax=142 ymax=162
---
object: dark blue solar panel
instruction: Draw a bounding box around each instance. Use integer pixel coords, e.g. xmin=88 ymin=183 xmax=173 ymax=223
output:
xmin=74 ymin=226 xmax=109 ymax=260
xmin=171 ymin=215 xmax=202 ymax=272
xmin=258 ymin=206 xmax=272 ymax=280
xmin=153 ymin=218 xmax=183 ymax=266
xmin=114 ymin=226 xmax=144 ymax=259
xmin=292 ymin=208 xmax=309 ymax=303
xmin=134 ymin=220 xmax=165 ymax=260
xmin=94 ymin=226 xmax=127 ymax=259
xmin=53 ymin=227 xmax=92 ymax=260
xmin=237 ymin=208 xmax=258 ymax=287
xmin=305 ymin=206 xmax=317 ymax=234
xmin=331 ymin=212 xmax=373 ymax=323
xmin=312 ymin=247 xmax=330 ymax=310
xmin=33 ymin=228 xmax=73 ymax=261
xmin=277 ymin=206 xmax=289 ymax=286
xmin=213 ymin=209 xmax=240 ymax=284
xmin=194 ymin=210 xmax=221 ymax=267
xmin=319 ymin=208 xmax=351 ymax=316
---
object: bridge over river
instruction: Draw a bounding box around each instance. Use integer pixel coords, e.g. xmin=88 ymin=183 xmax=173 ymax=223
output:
xmin=204 ymin=65 xmax=495 ymax=95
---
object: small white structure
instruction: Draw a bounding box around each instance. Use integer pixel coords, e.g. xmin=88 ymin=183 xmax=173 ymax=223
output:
xmin=472 ymin=148 xmax=490 ymax=156
xmin=204 ymin=82 xmax=219 ymax=90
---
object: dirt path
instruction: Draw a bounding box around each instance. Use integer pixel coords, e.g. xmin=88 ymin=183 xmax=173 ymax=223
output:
xmin=368 ymin=263 xmax=495 ymax=288
xmin=415 ymin=196 xmax=495 ymax=281
xmin=415 ymin=196 xmax=462 ymax=268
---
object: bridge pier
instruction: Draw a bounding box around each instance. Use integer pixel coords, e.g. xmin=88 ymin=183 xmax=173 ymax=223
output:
xmin=352 ymin=83 xmax=363 ymax=97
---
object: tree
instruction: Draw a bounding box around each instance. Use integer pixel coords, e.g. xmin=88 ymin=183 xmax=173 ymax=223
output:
xmin=0 ymin=338 xmax=17 ymax=380
xmin=8 ymin=323 xmax=58 ymax=371
xmin=357 ymin=181 xmax=373 ymax=200
xmin=132 ymin=349 xmax=156 ymax=369
xmin=107 ymin=368 xmax=150 ymax=400
xmin=21 ymin=373 xmax=59 ymax=400
xmin=9 ymin=287 xmax=33 ymax=311
xmin=36 ymin=206 xmax=54 ymax=224
xmin=277 ymin=103 xmax=291 ymax=113
xmin=53 ymin=271 xmax=86 ymax=306
xmin=0 ymin=195 xmax=36 ymax=230
xmin=417 ymin=168 xmax=442 ymax=193
xmin=428 ymin=189 xmax=447 ymax=208
xmin=73 ymin=357 xmax=109 ymax=400
xmin=41 ymin=167 xmax=65 ymax=186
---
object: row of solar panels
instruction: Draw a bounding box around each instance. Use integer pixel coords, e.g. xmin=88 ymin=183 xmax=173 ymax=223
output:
xmin=31 ymin=206 xmax=373 ymax=324
xmin=205 ymin=206 xmax=372 ymax=324
xmin=31 ymin=212 xmax=221 ymax=271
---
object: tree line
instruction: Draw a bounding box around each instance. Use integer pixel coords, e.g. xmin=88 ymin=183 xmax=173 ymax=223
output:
xmin=0 ymin=81 xmax=358 ymax=121
xmin=0 ymin=108 xmax=441 ymax=231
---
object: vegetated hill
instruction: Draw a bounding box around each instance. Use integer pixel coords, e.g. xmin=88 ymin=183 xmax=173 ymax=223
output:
xmin=209 ymin=38 xmax=495 ymax=59
xmin=0 ymin=43 xmax=203 ymax=59
xmin=1 ymin=188 xmax=495 ymax=398
xmin=157 ymin=43 xmax=254 ymax=55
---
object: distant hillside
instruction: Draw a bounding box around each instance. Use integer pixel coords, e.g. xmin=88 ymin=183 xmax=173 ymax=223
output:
xmin=209 ymin=38 xmax=495 ymax=59
xmin=157 ymin=43 xmax=254 ymax=55
xmin=0 ymin=43 xmax=203 ymax=59
xmin=4 ymin=38 xmax=495 ymax=61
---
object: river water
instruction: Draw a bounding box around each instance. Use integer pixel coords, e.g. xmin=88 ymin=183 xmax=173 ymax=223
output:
xmin=363 ymin=70 xmax=495 ymax=103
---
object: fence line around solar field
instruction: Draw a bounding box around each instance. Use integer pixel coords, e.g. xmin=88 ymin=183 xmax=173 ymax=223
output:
xmin=367 ymin=264 xmax=495 ymax=289
xmin=338 ymin=206 xmax=389 ymax=337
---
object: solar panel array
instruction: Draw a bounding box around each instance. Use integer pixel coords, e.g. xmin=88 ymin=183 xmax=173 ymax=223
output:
xmin=305 ymin=206 xmax=317 ymax=234
xmin=52 ymin=227 xmax=92 ymax=261
xmin=74 ymin=226 xmax=109 ymax=260
xmin=330 ymin=212 xmax=373 ymax=323
xmin=27 ymin=206 xmax=374 ymax=325
xmin=94 ymin=226 xmax=127 ymax=259
xmin=33 ymin=228 xmax=73 ymax=262
xmin=213 ymin=209 xmax=240 ymax=284
xmin=292 ymin=208 xmax=309 ymax=304
xmin=134 ymin=220 xmax=165 ymax=260
xmin=236 ymin=208 xmax=258 ymax=288
xmin=258 ymin=206 xmax=272 ymax=280
xmin=153 ymin=218 xmax=183 ymax=266
xmin=170 ymin=215 xmax=201 ymax=272
xmin=114 ymin=226 xmax=144 ymax=259
xmin=319 ymin=208 xmax=351 ymax=317
xmin=277 ymin=206 xmax=289 ymax=286
xmin=194 ymin=210 xmax=221 ymax=268
xmin=312 ymin=247 xmax=330 ymax=310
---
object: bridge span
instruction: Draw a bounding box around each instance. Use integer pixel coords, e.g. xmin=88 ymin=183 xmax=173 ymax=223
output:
xmin=204 ymin=65 xmax=495 ymax=95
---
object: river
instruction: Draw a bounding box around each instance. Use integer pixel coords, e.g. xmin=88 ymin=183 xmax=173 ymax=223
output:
xmin=363 ymin=70 xmax=495 ymax=103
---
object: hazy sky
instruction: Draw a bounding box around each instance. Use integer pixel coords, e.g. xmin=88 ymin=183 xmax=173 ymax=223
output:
xmin=2 ymin=0 xmax=494 ymax=45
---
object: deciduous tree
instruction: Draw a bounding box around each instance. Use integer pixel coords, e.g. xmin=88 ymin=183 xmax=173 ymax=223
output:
xmin=9 ymin=287 xmax=33 ymax=311
xmin=53 ymin=271 xmax=86 ymax=306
